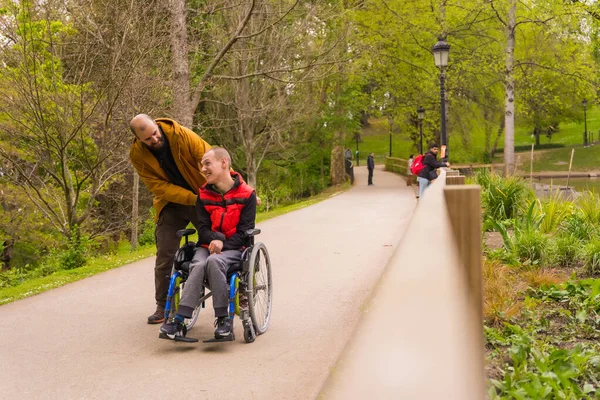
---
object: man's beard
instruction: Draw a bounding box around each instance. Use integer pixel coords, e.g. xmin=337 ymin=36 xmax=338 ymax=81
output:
xmin=144 ymin=135 xmax=165 ymax=151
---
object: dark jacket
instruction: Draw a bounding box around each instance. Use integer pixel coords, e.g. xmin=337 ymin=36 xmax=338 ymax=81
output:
xmin=418 ymin=151 xmax=446 ymax=180
xmin=196 ymin=172 xmax=256 ymax=251
xmin=367 ymin=155 xmax=375 ymax=170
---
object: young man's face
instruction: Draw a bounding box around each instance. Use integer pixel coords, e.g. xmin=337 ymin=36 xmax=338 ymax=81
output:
xmin=201 ymin=151 xmax=226 ymax=184
xmin=431 ymin=147 xmax=439 ymax=154
xmin=135 ymin=121 xmax=164 ymax=150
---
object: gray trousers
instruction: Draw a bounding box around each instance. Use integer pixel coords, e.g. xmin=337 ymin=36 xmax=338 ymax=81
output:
xmin=178 ymin=247 xmax=242 ymax=318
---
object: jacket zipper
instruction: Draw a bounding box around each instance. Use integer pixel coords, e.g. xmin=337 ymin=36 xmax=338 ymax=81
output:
xmin=218 ymin=194 xmax=226 ymax=232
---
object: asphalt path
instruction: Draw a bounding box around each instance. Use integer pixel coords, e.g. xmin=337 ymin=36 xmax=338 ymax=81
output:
xmin=0 ymin=165 xmax=416 ymax=400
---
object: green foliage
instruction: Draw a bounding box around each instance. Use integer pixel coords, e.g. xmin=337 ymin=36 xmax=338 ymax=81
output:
xmin=59 ymin=225 xmax=87 ymax=270
xmin=257 ymin=147 xmax=330 ymax=211
xmin=576 ymin=192 xmax=600 ymax=226
xmin=582 ymin=239 xmax=600 ymax=276
xmin=476 ymin=171 xmax=535 ymax=228
xmin=513 ymin=230 xmax=549 ymax=267
xmin=548 ymin=235 xmax=581 ymax=269
xmin=138 ymin=208 xmax=156 ymax=246
xmin=561 ymin=214 xmax=598 ymax=242
xmin=539 ymin=194 xmax=573 ymax=234
xmin=488 ymin=280 xmax=600 ymax=398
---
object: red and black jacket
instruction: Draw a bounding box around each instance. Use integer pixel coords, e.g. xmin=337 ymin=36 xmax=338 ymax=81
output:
xmin=196 ymin=171 xmax=256 ymax=251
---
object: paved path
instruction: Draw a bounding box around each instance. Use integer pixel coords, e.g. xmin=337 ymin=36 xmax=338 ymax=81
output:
xmin=0 ymin=166 xmax=416 ymax=400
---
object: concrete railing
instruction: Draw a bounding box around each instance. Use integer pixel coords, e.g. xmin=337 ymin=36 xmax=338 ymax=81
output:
xmin=318 ymin=169 xmax=484 ymax=400
xmin=385 ymin=156 xmax=409 ymax=175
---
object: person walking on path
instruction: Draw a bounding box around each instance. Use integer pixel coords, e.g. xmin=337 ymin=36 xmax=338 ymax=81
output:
xmin=407 ymin=154 xmax=415 ymax=186
xmin=367 ymin=152 xmax=375 ymax=186
xmin=345 ymin=148 xmax=352 ymax=160
xmin=417 ymin=143 xmax=449 ymax=198
xmin=129 ymin=114 xmax=211 ymax=324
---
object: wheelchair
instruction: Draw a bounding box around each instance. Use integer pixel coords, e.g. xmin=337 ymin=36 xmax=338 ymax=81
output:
xmin=161 ymin=228 xmax=272 ymax=343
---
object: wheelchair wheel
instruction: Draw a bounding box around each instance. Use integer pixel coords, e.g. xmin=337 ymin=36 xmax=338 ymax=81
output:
xmin=247 ymin=242 xmax=272 ymax=335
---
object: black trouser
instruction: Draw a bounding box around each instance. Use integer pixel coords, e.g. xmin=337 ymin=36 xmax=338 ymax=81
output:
xmin=154 ymin=203 xmax=202 ymax=308
xmin=368 ymin=168 xmax=373 ymax=185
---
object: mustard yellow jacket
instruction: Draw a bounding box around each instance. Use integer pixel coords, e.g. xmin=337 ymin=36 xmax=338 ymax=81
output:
xmin=129 ymin=118 xmax=211 ymax=220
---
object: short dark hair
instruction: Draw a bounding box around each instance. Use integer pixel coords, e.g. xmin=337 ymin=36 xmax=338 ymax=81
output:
xmin=429 ymin=142 xmax=439 ymax=149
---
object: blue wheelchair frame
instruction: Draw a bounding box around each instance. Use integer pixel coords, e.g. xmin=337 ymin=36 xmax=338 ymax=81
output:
xmin=162 ymin=229 xmax=259 ymax=343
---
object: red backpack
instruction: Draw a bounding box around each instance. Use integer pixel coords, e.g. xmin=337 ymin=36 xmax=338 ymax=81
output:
xmin=410 ymin=154 xmax=425 ymax=175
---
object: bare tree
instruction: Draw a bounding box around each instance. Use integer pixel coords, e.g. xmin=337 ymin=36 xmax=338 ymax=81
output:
xmin=0 ymin=0 xmax=169 ymax=238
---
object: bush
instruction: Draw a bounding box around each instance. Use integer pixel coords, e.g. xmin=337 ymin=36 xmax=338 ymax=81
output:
xmin=581 ymin=239 xmax=600 ymax=276
xmin=59 ymin=225 xmax=87 ymax=270
xmin=475 ymin=171 xmax=534 ymax=228
xmin=512 ymin=230 xmax=549 ymax=266
xmin=576 ymin=191 xmax=600 ymax=226
xmin=539 ymin=193 xmax=573 ymax=234
xmin=138 ymin=208 xmax=156 ymax=246
xmin=548 ymin=235 xmax=580 ymax=268
xmin=561 ymin=214 xmax=597 ymax=241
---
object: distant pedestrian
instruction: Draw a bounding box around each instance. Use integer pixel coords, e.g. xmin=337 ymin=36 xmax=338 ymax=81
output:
xmin=407 ymin=154 xmax=415 ymax=186
xmin=345 ymin=148 xmax=352 ymax=160
xmin=367 ymin=152 xmax=375 ymax=186
xmin=417 ymin=143 xmax=450 ymax=198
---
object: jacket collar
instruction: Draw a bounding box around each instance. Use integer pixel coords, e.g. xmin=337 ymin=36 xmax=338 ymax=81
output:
xmin=203 ymin=171 xmax=242 ymax=195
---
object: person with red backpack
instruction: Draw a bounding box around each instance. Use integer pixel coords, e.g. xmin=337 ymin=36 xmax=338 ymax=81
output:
xmin=417 ymin=143 xmax=450 ymax=198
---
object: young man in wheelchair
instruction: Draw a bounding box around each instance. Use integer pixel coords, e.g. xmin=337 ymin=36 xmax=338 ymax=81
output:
xmin=160 ymin=147 xmax=257 ymax=340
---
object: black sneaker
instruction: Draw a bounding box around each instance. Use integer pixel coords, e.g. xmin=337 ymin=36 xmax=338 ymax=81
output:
xmin=160 ymin=321 xmax=186 ymax=340
xmin=147 ymin=309 xmax=165 ymax=324
xmin=214 ymin=317 xmax=232 ymax=338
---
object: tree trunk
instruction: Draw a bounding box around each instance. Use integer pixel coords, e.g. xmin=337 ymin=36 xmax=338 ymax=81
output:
xmin=491 ymin=117 xmax=505 ymax=158
xmin=131 ymin=171 xmax=139 ymax=250
xmin=170 ymin=0 xmax=192 ymax=127
xmin=330 ymin=138 xmax=345 ymax=185
xmin=504 ymin=0 xmax=516 ymax=174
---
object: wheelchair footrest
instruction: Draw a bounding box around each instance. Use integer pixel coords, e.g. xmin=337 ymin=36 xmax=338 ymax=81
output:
xmin=158 ymin=333 xmax=199 ymax=343
xmin=203 ymin=333 xmax=235 ymax=343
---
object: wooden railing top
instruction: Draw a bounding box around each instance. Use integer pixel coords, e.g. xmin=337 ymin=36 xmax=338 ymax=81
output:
xmin=318 ymin=170 xmax=484 ymax=399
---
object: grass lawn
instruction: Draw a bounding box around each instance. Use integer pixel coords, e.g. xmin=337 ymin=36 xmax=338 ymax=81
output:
xmin=358 ymin=106 xmax=600 ymax=169
xmin=0 ymin=183 xmax=351 ymax=305
xmin=530 ymin=145 xmax=600 ymax=172
xmin=513 ymin=106 xmax=600 ymax=147
xmin=347 ymin=118 xmax=416 ymax=165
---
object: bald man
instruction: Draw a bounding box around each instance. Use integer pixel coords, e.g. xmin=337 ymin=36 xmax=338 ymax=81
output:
xmin=129 ymin=115 xmax=211 ymax=324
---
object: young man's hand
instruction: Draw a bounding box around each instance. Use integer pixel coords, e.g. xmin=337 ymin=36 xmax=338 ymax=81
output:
xmin=208 ymin=240 xmax=223 ymax=254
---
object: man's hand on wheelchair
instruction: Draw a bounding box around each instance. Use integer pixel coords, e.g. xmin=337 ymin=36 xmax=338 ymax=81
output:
xmin=208 ymin=240 xmax=223 ymax=254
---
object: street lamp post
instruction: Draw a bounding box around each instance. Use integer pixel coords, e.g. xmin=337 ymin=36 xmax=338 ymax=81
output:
xmin=432 ymin=37 xmax=450 ymax=160
xmin=388 ymin=114 xmax=393 ymax=157
xmin=355 ymin=134 xmax=360 ymax=166
xmin=583 ymin=99 xmax=588 ymax=147
xmin=417 ymin=106 xmax=425 ymax=154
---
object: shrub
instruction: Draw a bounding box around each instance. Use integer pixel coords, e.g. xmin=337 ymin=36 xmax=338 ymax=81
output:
xmin=475 ymin=171 xmax=534 ymax=228
xmin=138 ymin=208 xmax=156 ymax=246
xmin=548 ymin=235 xmax=581 ymax=268
xmin=539 ymin=193 xmax=573 ymax=234
xmin=576 ymin=191 xmax=600 ymax=226
xmin=581 ymin=239 xmax=600 ymax=276
xmin=512 ymin=230 xmax=549 ymax=266
xmin=59 ymin=225 xmax=87 ymax=270
xmin=561 ymin=214 xmax=597 ymax=241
